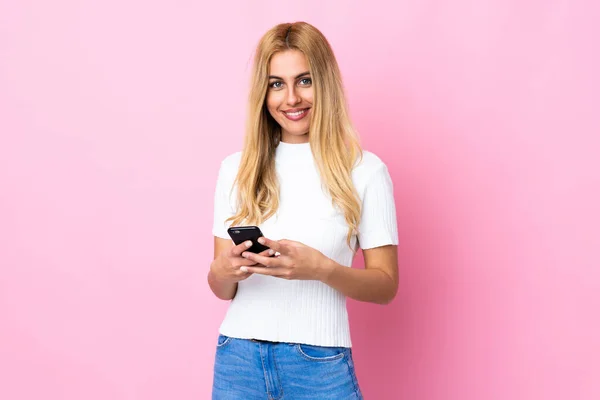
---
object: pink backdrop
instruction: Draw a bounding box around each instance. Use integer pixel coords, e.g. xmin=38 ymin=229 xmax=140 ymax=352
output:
xmin=1 ymin=1 xmax=598 ymax=399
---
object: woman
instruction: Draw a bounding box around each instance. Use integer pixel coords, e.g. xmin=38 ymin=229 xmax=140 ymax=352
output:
xmin=208 ymin=21 xmax=398 ymax=399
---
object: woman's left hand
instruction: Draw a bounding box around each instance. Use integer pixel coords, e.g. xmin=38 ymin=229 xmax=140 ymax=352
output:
xmin=240 ymin=237 xmax=331 ymax=281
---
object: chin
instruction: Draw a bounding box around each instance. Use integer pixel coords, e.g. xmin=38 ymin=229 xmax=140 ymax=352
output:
xmin=289 ymin=130 xmax=309 ymax=136
xmin=287 ymin=125 xmax=310 ymax=135
xmin=287 ymin=132 xmax=309 ymax=139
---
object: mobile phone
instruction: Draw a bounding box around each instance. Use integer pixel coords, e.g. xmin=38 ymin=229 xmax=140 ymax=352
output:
xmin=227 ymin=226 xmax=270 ymax=254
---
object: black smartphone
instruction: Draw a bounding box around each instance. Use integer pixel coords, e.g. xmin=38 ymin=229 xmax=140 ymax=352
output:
xmin=227 ymin=226 xmax=270 ymax=254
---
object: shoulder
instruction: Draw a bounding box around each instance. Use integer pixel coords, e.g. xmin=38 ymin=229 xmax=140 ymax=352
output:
xmin=217 ymin=151 xmax=242 ymax=177
xmin=353 ymin=150 xmax=388 ymax=178
xmin=351 ymin=150 xmax=393 ymax=194
xmin=220 ymin=151 xmax=242 ymax=170
xmin=215 ymin=151 xmax=242 ymax=189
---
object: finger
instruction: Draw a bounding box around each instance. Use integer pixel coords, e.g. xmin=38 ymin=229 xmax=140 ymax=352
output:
xmin=242 ymin=266 xmax=290 ymax=278
xmin=230 ymin=240 xmax=253 ymax=256
xmin=231 ymin=249 xmax=273 ymax=268
xmin=257 ymin=237 xmax=288 ymax=255
xmin=242 ymin=251 xmax=282 ymax=268
xmin=258 ymin=248 xmax=276 ymax=258
xmin=232 ymin=258 xmax=259 ymax=268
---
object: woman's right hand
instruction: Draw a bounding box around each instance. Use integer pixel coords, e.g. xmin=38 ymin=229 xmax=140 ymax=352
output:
xmin=210 ymin=240 xmax=273 ymax=283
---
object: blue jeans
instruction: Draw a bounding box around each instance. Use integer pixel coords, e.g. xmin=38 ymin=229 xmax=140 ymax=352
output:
xmin=212 ymin=334 xmax=363 ymax=399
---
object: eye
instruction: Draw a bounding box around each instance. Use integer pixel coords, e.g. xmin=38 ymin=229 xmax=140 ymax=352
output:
xmin=269 ymin=81 xmax=283 ymax=89
xmin=299 ymin=77 xmax=312 ymax=86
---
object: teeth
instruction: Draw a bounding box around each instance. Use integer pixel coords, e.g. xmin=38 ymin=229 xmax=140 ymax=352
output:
xmin=285 ymin=109 xmax=306 ymax=116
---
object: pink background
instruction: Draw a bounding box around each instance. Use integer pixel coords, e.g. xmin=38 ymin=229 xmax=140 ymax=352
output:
xmin=1 ymin=1 xmax=599 ymax=399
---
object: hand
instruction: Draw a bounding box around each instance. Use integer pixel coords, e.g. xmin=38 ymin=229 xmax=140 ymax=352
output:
xmin=240 ymin=237 xmax=332 ymax=281
xmin=211 ymin=240 xmax=275 ymax=283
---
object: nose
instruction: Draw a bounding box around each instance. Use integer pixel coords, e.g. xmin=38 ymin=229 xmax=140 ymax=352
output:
xmin=286 ymin=86 xmax=301 ymax=106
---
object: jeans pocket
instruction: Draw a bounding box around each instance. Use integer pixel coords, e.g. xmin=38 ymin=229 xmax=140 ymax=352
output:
xmin=295 ymin=343 xmax=346 ymax=362
xmin=216 ymin=334 xmax=233 ymax=348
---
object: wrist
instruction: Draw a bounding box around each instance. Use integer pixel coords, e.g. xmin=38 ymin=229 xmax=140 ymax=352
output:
xmin=318 ymin=257 xmax=337 ymax=283
xmin=209 ymin=259 xmax=227 ymax=282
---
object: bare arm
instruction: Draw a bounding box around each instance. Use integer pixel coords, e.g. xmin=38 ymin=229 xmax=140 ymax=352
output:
xmin=207 ymin=237 xmax=239 ymax=300
xmin=241 ymin=238 xmax=398 ymax=305
xmin=321 ymin=245 xmax=398 ymax=305
xmin=208 ymin=237 xmax=271 ymax=301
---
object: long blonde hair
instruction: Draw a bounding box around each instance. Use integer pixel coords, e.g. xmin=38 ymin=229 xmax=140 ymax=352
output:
xmin=228 ymin=22 xmax=363 ymax=246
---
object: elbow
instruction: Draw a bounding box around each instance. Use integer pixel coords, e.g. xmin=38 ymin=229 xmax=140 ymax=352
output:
xmin=377 ymin=283 xmax=398 ymax=305
xmin=212 ymin=287 xmax=235 ymax=301
xmin=377 ymin=293 xmax=396 ymax=305
xmin=374 ymin=271 xmax=398 ymax=305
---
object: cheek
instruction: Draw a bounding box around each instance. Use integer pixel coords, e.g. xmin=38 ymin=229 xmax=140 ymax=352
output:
xmin=303 ymin=87 xmax=314 ymax=104
xmin=266 ymin=93 xmax=281 ymax=116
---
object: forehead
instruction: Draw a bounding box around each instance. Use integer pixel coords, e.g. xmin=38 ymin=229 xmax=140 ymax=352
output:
xmin=268 ymin=50 xmax=309 ymax=77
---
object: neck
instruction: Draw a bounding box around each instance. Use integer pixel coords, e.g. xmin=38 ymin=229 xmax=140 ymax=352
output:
xmin=281 ymin=131 xmax=309 ymax=144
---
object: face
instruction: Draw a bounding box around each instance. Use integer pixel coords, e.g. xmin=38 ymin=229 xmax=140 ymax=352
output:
xmin=266 ymin=50 xmax=313 ymax=144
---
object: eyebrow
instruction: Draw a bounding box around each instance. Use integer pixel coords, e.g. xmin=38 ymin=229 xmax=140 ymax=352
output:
xmin=268 ymin=71 xmax=311 ymax=80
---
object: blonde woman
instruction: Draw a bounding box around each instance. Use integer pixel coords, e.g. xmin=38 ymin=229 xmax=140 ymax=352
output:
xmin=208 ymin=22 xmax=398 ymax=399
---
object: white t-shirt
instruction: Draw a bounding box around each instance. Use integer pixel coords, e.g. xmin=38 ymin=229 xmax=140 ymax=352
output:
xmin=212 ymin=141 xmax=398 ymax=347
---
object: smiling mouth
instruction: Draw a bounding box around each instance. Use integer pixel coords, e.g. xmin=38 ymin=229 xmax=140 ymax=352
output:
xmin=283 ymin=108 xmax=309 ymax=117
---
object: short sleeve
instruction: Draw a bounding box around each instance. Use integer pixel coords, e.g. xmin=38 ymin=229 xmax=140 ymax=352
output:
xmin=212 ymin=160 xmax=236 ymax=239
xmin=357 ymin=164 xmax=399 ymax=249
